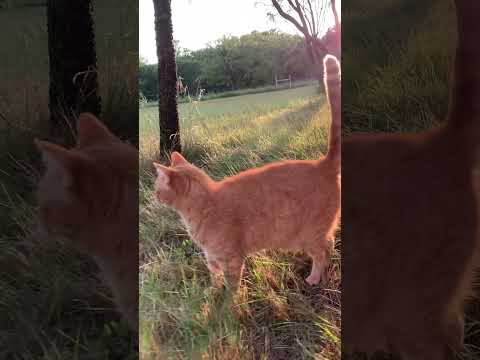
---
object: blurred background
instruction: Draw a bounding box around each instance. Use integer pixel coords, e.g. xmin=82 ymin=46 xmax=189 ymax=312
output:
xmin=0 ymin=1 xmax=138 ymax=358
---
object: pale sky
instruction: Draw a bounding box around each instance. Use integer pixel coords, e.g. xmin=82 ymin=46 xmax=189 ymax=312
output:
xmin=140 ymin=0 xmax=340 ymax=64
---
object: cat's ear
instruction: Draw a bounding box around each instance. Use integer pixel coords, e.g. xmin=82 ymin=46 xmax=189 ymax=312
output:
xmin=76 ymin=112 xmax=115 ymax=147
xmin=153 ymin=162 xmax=173 ymax=189
xmin=34 ymin=139 xmax=78 ymax=188
xmin=170 ymin=151 xmax=188 ymax=167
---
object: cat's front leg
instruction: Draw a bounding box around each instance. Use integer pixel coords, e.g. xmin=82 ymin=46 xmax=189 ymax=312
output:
xmin=221 ymin=256 xmax=244 ymax=292
xmin=206 ymin=257 xmax=221 ymax=273
xmin=204 ymin=253 xmax=223 ymax=288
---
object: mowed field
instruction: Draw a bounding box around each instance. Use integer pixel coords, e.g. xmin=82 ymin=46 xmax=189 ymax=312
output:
xmin=139 ymin=85 xmax=341 ymax=359
xmin=140 ymin=85 xmax=319 ymax=135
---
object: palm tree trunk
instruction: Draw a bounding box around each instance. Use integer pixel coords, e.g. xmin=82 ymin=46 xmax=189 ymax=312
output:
xmin=47 ymin=0 xmax=101 ymax=146
xmin=153 ymin=0 xmax=181 ymax=155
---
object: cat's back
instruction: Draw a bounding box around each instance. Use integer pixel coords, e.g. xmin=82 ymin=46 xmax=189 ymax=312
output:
xmin=343 ymin=126 xmax=476 ymax=238
xmin=218 ymin=158 xmax=334 ymax=193
xmin=208 ymin=159 xmax=339 ymax=250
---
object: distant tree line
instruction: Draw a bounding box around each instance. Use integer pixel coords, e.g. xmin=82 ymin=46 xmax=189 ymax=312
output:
xmin=140 ymin=30 xmax=314 ymax=101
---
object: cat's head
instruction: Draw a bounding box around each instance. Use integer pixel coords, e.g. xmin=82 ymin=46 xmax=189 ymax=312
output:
xmin=153 ymin=152 xmax=213 ymax=209
xmin=35 ymin=113 xmax=119 ymax=242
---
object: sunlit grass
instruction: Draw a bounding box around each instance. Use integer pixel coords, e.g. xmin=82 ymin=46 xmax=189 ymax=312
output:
xmin=140 ymin=85 xmax=319 ymax=136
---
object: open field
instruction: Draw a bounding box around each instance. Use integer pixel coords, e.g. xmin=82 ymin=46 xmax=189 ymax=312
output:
xmin=175 ymin=80 xmax=318 ymax=104
xmin=140 ymin=85 xmax=319 ymax=136
xmin=139 ymin=87 xmax=341 ymax=359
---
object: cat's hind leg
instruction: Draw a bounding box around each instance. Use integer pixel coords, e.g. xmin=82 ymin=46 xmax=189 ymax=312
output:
xmin=306 ymin=235 xmax=335 ymax=285
xmin=306 ymin=245 xmax=331 ymax=285
xmin=306 ymin=252 xmax=325 ymax=285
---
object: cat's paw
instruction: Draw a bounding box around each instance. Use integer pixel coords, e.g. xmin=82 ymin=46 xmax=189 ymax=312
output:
xmin=210 ymin=273 xmax=224 ymax=289
xmin=306 ymin=273 xmax=321 ymax=286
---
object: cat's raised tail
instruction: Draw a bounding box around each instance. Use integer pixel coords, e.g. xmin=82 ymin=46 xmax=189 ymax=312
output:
xmin=448 ymin=1 xmax=480 ymax=149
xmin=323 ymin=55 xmax=341 ymax=170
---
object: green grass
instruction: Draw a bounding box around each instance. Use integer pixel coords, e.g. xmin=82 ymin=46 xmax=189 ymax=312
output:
xmin=175 ymin=80 xmax=318 ymax=104
xmin=139 ymin=89 xmax=341 ymax=359
xmin=0 ymin=2 xmax=138 ymax=358
xmin=0 ymin=1 xmax=138 ymax=149
xmin=342 ymin=0 xmax=454 ymax=134
xmin=140 ymin=85 xmax=319 ymax=136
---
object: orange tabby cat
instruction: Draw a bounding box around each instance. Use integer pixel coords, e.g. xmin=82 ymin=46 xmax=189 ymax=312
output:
xmin=342 ymin=0 xmax=480 ymax=358
xmin=35 ymin=113 xmax=139 ymax=331
xmin=153 ymin=55 xmax=341 ymax=290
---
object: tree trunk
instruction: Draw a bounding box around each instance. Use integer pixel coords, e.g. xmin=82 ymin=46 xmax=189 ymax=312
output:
xmin=47 ymin=0 xmax=101 ymax=146
xmin=153 ymin=0 xmax=181 ymax=155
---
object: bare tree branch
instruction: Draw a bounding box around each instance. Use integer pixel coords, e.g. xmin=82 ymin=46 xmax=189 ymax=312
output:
xmin=296 ymin=1 xmax=314 ymax=36
xmin=303 ymin=10 xmax=315 ymax=36
xmin=306 ymin=0 xmax=317 ymax=35
xmin=269 ymin=0 xmax=334 ymax=80
xmin=270 ymin=0 xmax=306 ymax=34
xmin=293 ymin=0 xmax=311 ymax=37
xmin=286 ymin=0 xmax=299 ymax=11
